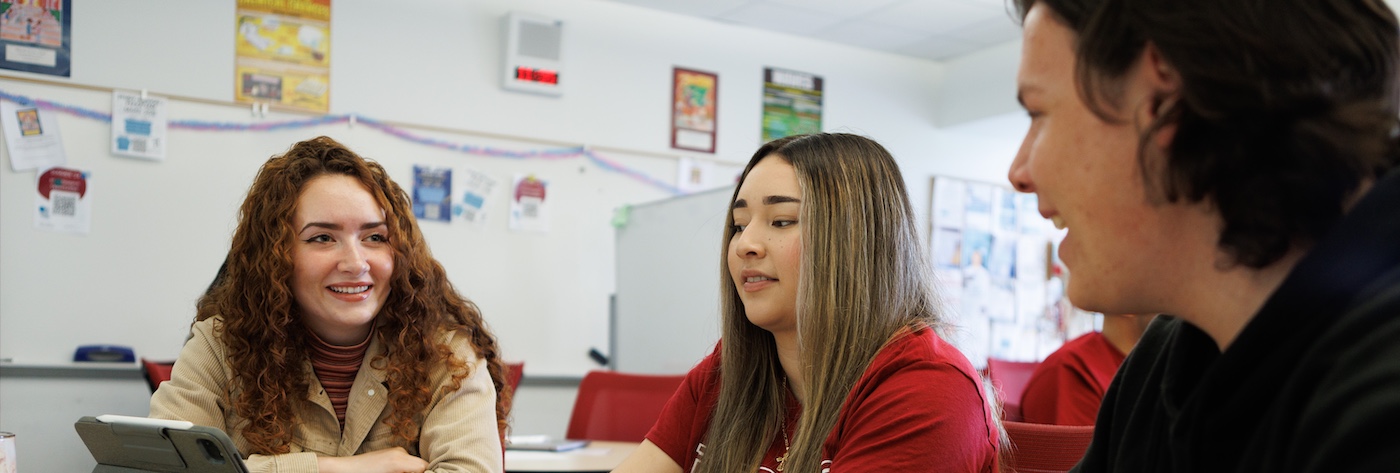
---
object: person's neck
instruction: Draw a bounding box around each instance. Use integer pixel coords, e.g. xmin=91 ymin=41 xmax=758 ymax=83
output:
xmin=1099 ymin=316 xmax=1142 ymax=356
xmin=772 ymin=330 xmax=804 ymax=403
xmin=1174 ymin=249 xmax=1305 ymax=351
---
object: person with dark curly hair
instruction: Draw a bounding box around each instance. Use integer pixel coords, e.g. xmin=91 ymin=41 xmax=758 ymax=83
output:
xmin=151 ymin=136 xmax=509 ymax=472
xmin=1008 ymin=0 xmax=1400 ymax=470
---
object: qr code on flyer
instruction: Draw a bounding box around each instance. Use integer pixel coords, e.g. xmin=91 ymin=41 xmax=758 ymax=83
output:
xmin=52 ymin=193 xmax=77 ymax=216
xmin=521 ymin=201 xmax=539 ymax=219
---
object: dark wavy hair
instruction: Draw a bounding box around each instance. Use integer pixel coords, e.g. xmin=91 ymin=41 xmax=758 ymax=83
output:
xmin=1014 ymin=0 xmax=1400 ymax=268
xmin=195 ymin=136 xmax=510 ymax=454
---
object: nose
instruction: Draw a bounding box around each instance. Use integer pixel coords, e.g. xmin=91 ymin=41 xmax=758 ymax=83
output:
xmin=1007 ymin=132 xmax=1036 ymax=193
xmin=730 ymin=227 xmax=765 ymax=260
xmin=337 ymin=242 xmax=371 ymax=275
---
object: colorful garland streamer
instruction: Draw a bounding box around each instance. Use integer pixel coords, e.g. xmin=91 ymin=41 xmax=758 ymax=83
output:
xmin=0 ymin=88 xmax=684 ymax=195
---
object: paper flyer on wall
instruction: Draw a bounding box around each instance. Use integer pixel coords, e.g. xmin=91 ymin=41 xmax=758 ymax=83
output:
xmin=761 ymin=67 xmax=823 ymax=142
xmin=453 ymin=167 xmax=497 ymax=227
xmin=963 ymin=183 xmax=993 ymax=232
xmin=509 ymin=174 xmax=549 ymax=233
xmin=676 ymin=157 xmax=721 ymax=194
xmin=1 ymin=100 xmax=65 ymax=172
xmin=0 ymin=0 xmax=73 ymax=77
xmin=672 ymin=67 xmax=717 ymax=153
xmin=932 ymin=177 xmax=966 ymax=229
xmin=412 ymin=165 xmax=451 ymax=223
xmin=111 ymin=90 xmax=168 ymax=161
xmin=234 ymin=0 xmax=331 ymax=112
xmin=34 ymin=166 xmax=90 ymax=235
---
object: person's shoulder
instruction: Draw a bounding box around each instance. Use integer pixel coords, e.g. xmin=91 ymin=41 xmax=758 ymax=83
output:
xmin=187 ymin=316 xmax=226 ymax=346
xmin=863 ymin=327 xmax=983 ymax=391
xmin=682 ymin=342 xmax=724 ymax=385
xmin=440 ymin=326 xmax=483 ymax=363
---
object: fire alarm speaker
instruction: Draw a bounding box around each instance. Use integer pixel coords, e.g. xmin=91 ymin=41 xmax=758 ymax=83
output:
xmin=503 ymin=12 xmax=564 ymax=96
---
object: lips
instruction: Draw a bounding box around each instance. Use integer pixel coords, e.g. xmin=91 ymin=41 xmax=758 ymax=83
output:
xmin=739 ymin=270 xmax=777 ymax=292
xmin=327 ymin=283 xmax=372 ymax=301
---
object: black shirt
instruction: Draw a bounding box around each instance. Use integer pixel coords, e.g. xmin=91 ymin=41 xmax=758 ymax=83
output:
xmin=1074 ymin=168 xmax=1400 ymax=472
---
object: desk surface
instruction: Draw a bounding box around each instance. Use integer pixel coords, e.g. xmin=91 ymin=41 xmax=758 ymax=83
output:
xmin=505 ymin=440 xmax=639 ymax=473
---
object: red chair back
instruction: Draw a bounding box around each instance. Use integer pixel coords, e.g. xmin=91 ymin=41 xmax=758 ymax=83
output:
xmin=1003 ymin=420 xmax=1095 ymax=472
xmin=140 ymin=358 xmax=176 ymax=393
xmin=505 ymin=362 xmax=524 ymax=395
xmin=565 ymin=370 xmax=684 ymax=442
xmin=987 ymin=358 xmax=1040 ymax=421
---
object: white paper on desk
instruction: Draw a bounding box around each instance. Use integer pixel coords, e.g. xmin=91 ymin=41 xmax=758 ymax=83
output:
xmin=111 ymin=90 xmax=169 ymax=161
xmin=1 ymin=101 xmax=66 ymax=172
xmin=34 ymin=166 xmax=92 ymax=235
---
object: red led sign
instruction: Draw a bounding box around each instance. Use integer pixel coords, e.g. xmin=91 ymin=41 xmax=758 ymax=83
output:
xmin=514 ymin=66 xmax=559 ymax=85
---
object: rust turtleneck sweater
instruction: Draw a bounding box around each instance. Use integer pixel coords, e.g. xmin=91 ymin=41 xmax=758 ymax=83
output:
xmin=307 ymin=329 xmax=372 ymax=428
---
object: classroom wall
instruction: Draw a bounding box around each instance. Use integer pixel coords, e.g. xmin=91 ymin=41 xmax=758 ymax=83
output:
xmin=0 ymin=0 xmax=1031 ymax=469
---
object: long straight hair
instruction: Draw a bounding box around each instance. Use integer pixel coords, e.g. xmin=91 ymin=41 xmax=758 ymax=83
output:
xmin=696 ymin=133 xmax=945 ymax=473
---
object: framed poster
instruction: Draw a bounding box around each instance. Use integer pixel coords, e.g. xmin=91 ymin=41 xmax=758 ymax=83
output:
xmin=672 ymin=67 xmax=717 ymax=153
xmin=234 ymin=0 xmax=331 ymax=112
xmin=761 ymin=67 xmax=822 ymax=142
xmin=0 ymin=0 xmax=72 ymax=77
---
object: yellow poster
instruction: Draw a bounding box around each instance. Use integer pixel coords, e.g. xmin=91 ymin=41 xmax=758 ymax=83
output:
xmin=234 ymin=0 xmax=330 ymax=112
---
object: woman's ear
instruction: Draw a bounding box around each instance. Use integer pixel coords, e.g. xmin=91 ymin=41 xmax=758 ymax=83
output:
xmin=1137 ymin=42 xmax=1183 ymax=149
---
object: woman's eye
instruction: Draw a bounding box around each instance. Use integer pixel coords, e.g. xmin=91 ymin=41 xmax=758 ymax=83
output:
xmin=367 ymin=233 xmax=389 ymax=243
xmin=731 ymin=224 xmax=746 ymax=233
xmin=774 ymin=219 xmax=797 ymax=228
xmin=305 ymin=234 xmax=332 ymax=243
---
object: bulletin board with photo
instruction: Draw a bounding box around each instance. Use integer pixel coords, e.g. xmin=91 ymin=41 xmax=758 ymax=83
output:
xmin=929 ymin=176 xmax=1090 ymax=367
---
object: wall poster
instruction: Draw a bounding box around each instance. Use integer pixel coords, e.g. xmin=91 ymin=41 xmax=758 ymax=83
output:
xmin=671 ymin=67 xmax=717 ymax=154
xmin=761 ymin=67 xmax=822 ymax=142
xmin=234 ymin=0 xmax=331 ymax=112
xmin=929 ymin=175 xmax=1088 ymax=367
xmin=0 ymin=0 xmax=71 ymax=77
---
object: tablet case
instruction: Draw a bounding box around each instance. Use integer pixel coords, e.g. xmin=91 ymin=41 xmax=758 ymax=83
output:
xmin=75 ymin=415 xmax=249 ymax=473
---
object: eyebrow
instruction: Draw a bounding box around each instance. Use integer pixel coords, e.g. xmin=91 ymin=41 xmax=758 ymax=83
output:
xmin=299 ymin=221 xmax=387 ymax=233
xmin=732 ymin=195 xmax=801 ymax=209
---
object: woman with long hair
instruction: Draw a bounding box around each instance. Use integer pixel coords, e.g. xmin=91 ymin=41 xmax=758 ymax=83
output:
xmin=151 ymin=136 xmax=509 ymax=472
xmin=615 ymin=133 xmax=1000 ymax=472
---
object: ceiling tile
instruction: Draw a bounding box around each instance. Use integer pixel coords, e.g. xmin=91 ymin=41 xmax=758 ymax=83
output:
xmin=898 ymin=34 xmax=984 ymax=61
xmin=717 ymin=2 xmax=847 ymax=36
xmin=762 ymin=0 xmax=904 ymax=17
xmin=865 ymin=0 xmax=1004 ymax=35
xmin=943 ymin=14 xmax=1021 ymax=46
xmin=603 ymin=0 xmax=756 ymax=18
xmin=817 ymin=21 xmax=928 ymax=50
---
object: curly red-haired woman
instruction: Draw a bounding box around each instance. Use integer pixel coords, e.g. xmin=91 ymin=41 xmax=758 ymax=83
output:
xmin=151 ymin=136 xmax=510 ymax=473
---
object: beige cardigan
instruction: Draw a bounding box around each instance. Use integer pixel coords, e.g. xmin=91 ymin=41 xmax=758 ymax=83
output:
xmin=150 ymin=317 xmax=503 ymax=473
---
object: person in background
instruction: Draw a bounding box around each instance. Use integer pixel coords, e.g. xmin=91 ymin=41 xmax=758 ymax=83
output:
xmin=615 ymin=133 xmax=1000 ymax=473
xmin=1009 ymin=0 xmax=1400 ymax=470
xmin=151 ymin=136 xmax=509 ymax=473
xmin=1020 ymin=313 xmax=1156 ymax=425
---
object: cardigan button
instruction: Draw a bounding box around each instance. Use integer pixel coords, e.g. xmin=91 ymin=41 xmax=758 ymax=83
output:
xmin=368 ymin=389 xmax=376 ymax=396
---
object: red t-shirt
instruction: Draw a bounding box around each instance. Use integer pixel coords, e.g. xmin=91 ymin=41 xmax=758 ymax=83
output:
xmin=1019 ymin=331 xmax=1126 ymax=425
xmin=645 ymin=327 xmax=1000 ymax=472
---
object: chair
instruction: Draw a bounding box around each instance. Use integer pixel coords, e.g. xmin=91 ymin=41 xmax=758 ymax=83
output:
xmin=565 ymin=370 xmax=685 ymax=442
xmin=140 ymin=358 xmax=176 ymax=393
xmin=505 ymin=362 xmax=525 ymax=395
xmin=1003 ymin=420 xmax=1095 ymax=473
xmin=987 ymin=358 xmax=1040 ymax=421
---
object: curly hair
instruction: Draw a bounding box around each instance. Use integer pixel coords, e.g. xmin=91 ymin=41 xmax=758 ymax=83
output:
xmin=195 ymin=136 xmax=510 ymax=454
xmin=1014 ymin=0 xmax=1400 ymax=268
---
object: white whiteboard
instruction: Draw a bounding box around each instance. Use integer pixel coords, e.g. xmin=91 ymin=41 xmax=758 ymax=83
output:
xmin=613 ymin=186 xmax=733 ymax=374
xmin=0 ymin=79 xmax=678 ymax=377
